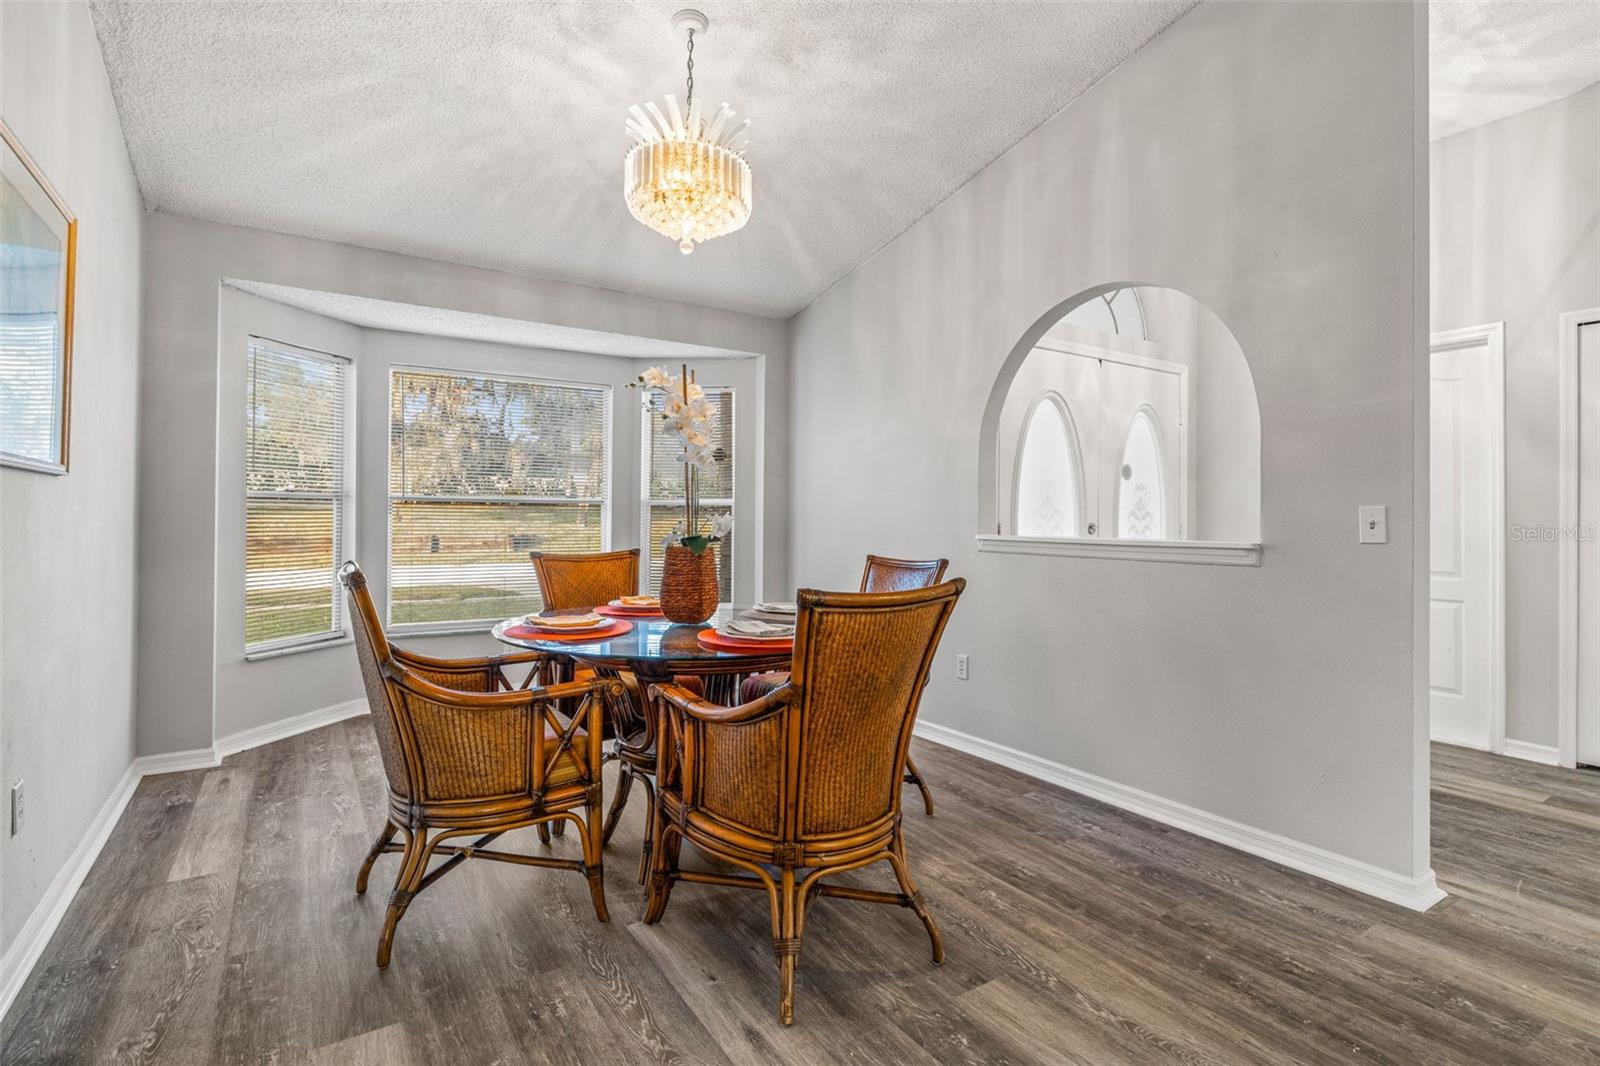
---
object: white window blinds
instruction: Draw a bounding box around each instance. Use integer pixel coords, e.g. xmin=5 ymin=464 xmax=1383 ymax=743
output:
xmin=244 ymin=339 xmax=351 ymax=651
xmin=641 ymin=386 xmax=734 ymax=600
xmin=388 ymin=368 xmax=610 ymax=627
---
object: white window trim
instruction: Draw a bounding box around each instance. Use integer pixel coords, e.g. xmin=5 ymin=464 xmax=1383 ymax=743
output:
xmin=243 ymin=336 xmax=355 ymax=656
xmin=976 ymin=534 xmax=1261 ymax=566
xmin=383 ymin=363 xmax=613 ymax=632
xmin=640 ymin=384 xmax=736 ymax=597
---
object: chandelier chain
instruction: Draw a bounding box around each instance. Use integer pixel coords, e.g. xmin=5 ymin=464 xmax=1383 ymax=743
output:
xmin=685 ymin=29 xmax=695 ymax=113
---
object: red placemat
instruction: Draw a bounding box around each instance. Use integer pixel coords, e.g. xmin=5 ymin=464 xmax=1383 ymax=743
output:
xmin=697 ymin=629 xmax=794 ymax=654
xmin=504 ymin=619 xmax=633 ymax=642
xmin=596 ymin=604 xmax=663 ymax=619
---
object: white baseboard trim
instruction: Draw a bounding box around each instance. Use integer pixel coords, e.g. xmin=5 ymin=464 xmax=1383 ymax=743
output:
xmin=0 ymin=698 xmax=371 ymax=1025
xmin=215 ymin=698 xmax=368 ymax=759
xmin=914 ymin=720 xmax=1447 ymax=914
xmin=135 ymin=746 xmax=222 ymax=777
xmin=0 ymin=759 xmax=142 ymax=1024
xmin=1429 ymin=730 xmax=1491 ymax=752
xmin=1502 ymin=738 xmax=1560 ymax=766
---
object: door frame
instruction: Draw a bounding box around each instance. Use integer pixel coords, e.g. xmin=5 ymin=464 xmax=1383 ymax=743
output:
xmin=1556 ymin=307 xmax=1600 ymax=767
xmin=1430 ymin=322 xmax=1507 ymax=754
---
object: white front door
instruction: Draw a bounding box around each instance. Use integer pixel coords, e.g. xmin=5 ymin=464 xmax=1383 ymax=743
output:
xmin=1577 ymin=320 xmax=1600 ymax=765
xmin=1429 ymin=329 xmax=1503 ymax=750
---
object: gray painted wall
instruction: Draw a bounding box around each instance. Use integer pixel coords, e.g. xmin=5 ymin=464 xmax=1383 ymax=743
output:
xmin=0 ymin=1 xmax=144 ymax=950
xmin=1430 ymin=82 xmax=1600 ymax=750
xmin=140 ymin=213 xmax=790 ymax=757
xmin=788 ymin=1 xmax=1429 ymax=877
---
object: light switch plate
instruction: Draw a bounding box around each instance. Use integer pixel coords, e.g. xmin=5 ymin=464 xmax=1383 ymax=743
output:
xmin=1359 ymin=505 xmax=1388 ymax=544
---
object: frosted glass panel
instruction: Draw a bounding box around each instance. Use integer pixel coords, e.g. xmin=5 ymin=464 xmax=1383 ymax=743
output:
xmin=1117 ymin=410 xmax=1166 ymax=539
xmin=1014 ymin=399 xmax=1081 ymax=536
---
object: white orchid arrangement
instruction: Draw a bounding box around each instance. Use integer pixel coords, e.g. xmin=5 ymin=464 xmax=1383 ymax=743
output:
xmin=634 ymin=364 xmax=733 ymax=555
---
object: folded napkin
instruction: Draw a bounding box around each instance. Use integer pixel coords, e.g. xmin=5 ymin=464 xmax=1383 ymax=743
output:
xmin=616 ymin=596 xmax=659 ymax=608
xmin=726 ymin=618 xmax=795 ymax=638
xmin=754 ymin=601 xmax=797 ymax=615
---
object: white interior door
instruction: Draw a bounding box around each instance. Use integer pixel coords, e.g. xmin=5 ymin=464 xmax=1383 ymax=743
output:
xmin=1429 ymin=331 xmax=1503 ymax=750
xmin=1099 ymin=360 xmax=1184 ymax=539
xmin=1577 ymin=320 xmax=1600 ymax=765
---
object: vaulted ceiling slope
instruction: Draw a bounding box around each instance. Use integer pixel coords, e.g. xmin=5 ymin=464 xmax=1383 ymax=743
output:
xmin=1430 ymin=1 xmax=1600 ymax=141
xmin=88 ymin=1 xmax=1194 ymax=318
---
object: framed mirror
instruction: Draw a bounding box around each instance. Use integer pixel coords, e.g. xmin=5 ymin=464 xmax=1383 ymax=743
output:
xmin=1 ymin=118 xmax=77 ymax=474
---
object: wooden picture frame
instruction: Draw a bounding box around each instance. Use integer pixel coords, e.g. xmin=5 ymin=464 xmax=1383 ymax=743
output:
xmin=1 ymin=117 xmax=76 ymax=474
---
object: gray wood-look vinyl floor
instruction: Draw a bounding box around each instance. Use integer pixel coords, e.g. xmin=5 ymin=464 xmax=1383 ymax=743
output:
xmin=2 ymin=725 xmax=1597 ymax=1064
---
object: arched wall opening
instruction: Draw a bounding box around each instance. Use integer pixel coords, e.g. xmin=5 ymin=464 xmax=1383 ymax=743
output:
xmin=980 ymin=283 xmax=1262 ymax=548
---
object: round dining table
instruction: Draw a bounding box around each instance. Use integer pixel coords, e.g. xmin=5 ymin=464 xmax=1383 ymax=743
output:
xmin=491 ymin=604 xmax=793 ymax=707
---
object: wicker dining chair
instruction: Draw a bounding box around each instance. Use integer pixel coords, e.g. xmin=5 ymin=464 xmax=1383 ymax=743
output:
xmin=339 ymin=562 xmax=619 ymax=969
xmin=644 ymin=578 xmax=965 ymax=1025
xmin=743 ymin=554 xmax=949 ymax=815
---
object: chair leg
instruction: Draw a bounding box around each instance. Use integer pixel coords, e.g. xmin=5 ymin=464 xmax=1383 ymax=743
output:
xmin=376 ymin=828 xmax=428 ymax=969
xmin=773 ymin=866 xmax=801 ymax=1026
xmin=536 ymin=822 xmax=552 ymax=845
xmin=640 ymin=819 xmax=681 ymax=924
xmin=635 ymin=773 xmax=657 ymax=885
xmin=355 ymin=821 xmax=398 ymax=895
xmin=905 ymin=754 xmax=935 ymax=816
xmin=888 ymin=832 xmax=943 ymax=964
xmin=601 ymin=762 xmax=634 ymax=846
xmin=578 ymin=804 xmax=609 ymax=923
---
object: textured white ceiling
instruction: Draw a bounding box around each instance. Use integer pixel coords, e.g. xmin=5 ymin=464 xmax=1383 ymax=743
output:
xmin=226 ymin=280 xmax=756 ymax=359
xmin=1430 ymin=1 xmax=1600 ymax=140
xmin=89 ymin=1 xmax=1195 ymax=318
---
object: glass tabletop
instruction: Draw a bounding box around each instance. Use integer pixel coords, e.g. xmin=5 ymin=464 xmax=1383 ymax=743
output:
xmin=491 ymin=604 xmax=794 ymax=673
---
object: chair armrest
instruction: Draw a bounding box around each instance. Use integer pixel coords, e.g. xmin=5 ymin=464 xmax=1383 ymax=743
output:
xmin=649 ymin=680 xmax=792 ymax=726
xmin=389 ymin=644 xmax=551 ymax=691
xmin=384 ymin=658 xmax=593 ymax=709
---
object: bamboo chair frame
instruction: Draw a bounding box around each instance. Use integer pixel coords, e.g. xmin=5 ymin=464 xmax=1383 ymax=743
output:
xmin=643 ymin=578 xmax=965 ymax=1024
xmin=340 ymin=562 xmax=621 ymax=969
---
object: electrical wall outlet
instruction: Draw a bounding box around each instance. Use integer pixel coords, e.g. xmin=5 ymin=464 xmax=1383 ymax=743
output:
xmin=10 ymin=781 xmax=22 ymax=837
xmin=956 ymin=654 xmax=970 ymax=680
xmin=1358 ymin=505 xmax=1388 ymax=544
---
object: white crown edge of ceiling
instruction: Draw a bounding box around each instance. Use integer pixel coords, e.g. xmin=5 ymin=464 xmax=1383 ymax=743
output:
xmin=224 ymin=279 xmax=761 ymax=362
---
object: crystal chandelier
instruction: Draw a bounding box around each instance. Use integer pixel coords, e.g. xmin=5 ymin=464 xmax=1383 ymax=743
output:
xmin=624 ymin=9 xmax=752 ymax=254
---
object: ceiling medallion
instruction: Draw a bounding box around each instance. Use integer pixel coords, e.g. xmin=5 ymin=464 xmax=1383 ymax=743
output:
xmin=624 ymin=9 xmax=752 ymax=255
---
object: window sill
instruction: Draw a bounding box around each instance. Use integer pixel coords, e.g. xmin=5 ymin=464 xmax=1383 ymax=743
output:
xmin=975 ymin=534 xmax=1262 ymax=566
xmin=245 ymin=634 xmax=353 ymax=662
